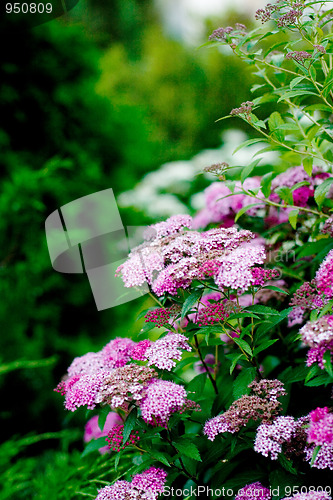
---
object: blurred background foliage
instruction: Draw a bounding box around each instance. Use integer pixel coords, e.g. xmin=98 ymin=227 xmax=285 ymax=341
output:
xmin=0 ymin=0 xmax=255 ymax=496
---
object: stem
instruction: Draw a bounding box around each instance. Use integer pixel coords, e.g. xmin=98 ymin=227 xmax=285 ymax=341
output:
xmin=194 ymin=333 xmax=218 ymax=394
xmin=166 ymin=429 xmax=197 ymax=481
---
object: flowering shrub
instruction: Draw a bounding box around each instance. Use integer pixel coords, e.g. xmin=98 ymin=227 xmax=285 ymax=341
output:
xmin=54 ymin=1 xmax=333 ymax=498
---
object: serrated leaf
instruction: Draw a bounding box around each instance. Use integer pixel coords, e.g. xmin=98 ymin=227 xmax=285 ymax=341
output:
xmin=275 ymin=185 xmax=293 ymax=205
xmin=233 ymin=337 xmax=252 ymax=356
xmin=318 ymin=298 xmax=333 ymax=318
xmin=305 ymin=374 xmax=333 ymax=387
xmin=81 ymin=437 xmax=107 ymax=458
xmin=314 ymin=178 xmax=333 ymax=209
xmin=241 ymin=160 xmax=260 ymax=184
xmin=122 ymin=407 xmax=137 ymax=445
xmin=288 ymin=209 xmax=299 ymax=229
xmin=181 ymin=290 xmax=202 ymax=319
xmin=173 ymin=440 xmax=201 ymax=461
xmin=245 ymin=305 xmax=280 ymax=316
xmin=139 ymin=322 xmax=156 ymax=335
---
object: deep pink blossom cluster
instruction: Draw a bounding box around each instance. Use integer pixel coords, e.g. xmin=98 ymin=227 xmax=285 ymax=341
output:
xmin=308 ymin=407 xmax=333 ymax=446
xmin=316 ymin=249 xmax=333 ymax=298
xmin=95 ymin=467 xmax=167 ymax=500
xmin=281 ymin=493 xmax=331 ymax=500
xmin=299 ymin=316 xmax=333 ymax=369
xmin=144 ymin=308 xmax=171 ymax=327
xmin=106 ymin=424 xmax=140 ymax=452
xmin=195 ymin=301 xmax=229 ymax=326
xmin=235 ymin=482 xmax=271 ymax=500
xmin=251 ymin=267 xmax=280 ymax=286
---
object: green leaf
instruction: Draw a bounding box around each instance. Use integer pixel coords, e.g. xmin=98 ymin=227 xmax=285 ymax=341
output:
xmin=187 ymin=372 xmax=207 ymax=396
xmin=233 ymin=337 xmax=252 ymax=356
xmin=122 ymin=407 xmax=137 ymax=445
xmin=173 ymin=440 xmax=201 ymax=461
xmin=235 ymin=203 xmax=264 ymax=222
xmin=233 ymin=367 xmax=257 ymax=400
xmin=303 ymin=104 xmax=332 ymax=113
xmin=139 ymin=322 xmax=156 ymax=335
xmin=262 ymin=285 xmax=289 ymax=295
xmin=278 ymin=453 xmax=297 ymax=475
xmin=136 ymin=307 xmax=159 ymax=321
xmin=149 ymin=450 xmax=171 ymax=466
xmin=322 ymin=350 xmax=333 ymax=377
xmin=305 ymin=374 xmax=333 ymax=387
xmin=277 ymin=90 xmax=318 ymax=103
xmin=260 ymin=171 xmax=274 ymax=198
xmin=323 ymin=69 xmax=333 ymax=98
xmin=181 ymin=290 xmax=202 ymax=319
xmin=232 ymin=138 xmax=267 ymax=155
xmin=303 ymin=157 xmax=313 ymax=176
xmin=275 ymin=186 xmax=293 ymax=205
xmin=98 ymin=407 xmax=110 ymax=432
xmin=314 ymin=178 xmax=333 ymax=209
xmin=290 ymin=76 xmax=306 ymax=89
xmin=229 ymin=353 xmax=244 ymax=374
xmin=288 ymin=209 xmax=299 ymax=229
xmin=310 ymin=445 xmax=321 ymax=466
xmin=318 ymin=298 xmax=333 ymax=318
xmin=241 ymin=159 xmax=260 ymax=184
xmin=253 ymin=339 xmax=278 ymax=356
xmin=245 ymin=305 xmax=280 ymax=316
xmin=81 ymin=437 xmax=107 ymax=458
xmin=297 ymin=240 xmax=333 ymax=258
xmin=268 ymin=111 xmax=285 ymax=142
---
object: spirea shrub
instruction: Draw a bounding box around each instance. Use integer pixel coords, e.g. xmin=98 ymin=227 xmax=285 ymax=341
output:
xmin=54 ymin=1 xmax=333 ymax=498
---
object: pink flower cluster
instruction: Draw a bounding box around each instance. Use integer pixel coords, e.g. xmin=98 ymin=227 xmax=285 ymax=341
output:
xmin=195 ymin=301 xmax=229 ymax=326
xmin=117 ymin=215 xmax=265 ymax=296
xmin=55 ymin=334 xmax=192 ymax=412
xmin=144 ymin=333 xmax=191 ymax=371
xmin=282 ymin=492 xmax=331 ymax=500
xmin=235 ymin=482 xmax=271 ymax=500
xmin=106 ymin=424 xmax=140 ymax=452
xmin=144 ymin=308 xmax=171 ymax=328
xmin=254 ymin=407 xmax=333 ymax=470
xmin=299 ymin=316 xmax=333 ymax=369
xmin=308 ymin=407 xmax=333 ymax=446
xmin=140 ymin=379 xmax=191 ymax=426
xmin=95 ymin=467 xmax=167 ymax=500
xmin=316 ymin=249 xmax=333 ymax=298
xmin=251 ymin=267 xmax=280 ymax=287
xmin=204 ymin=379 xmax=286 ymax=441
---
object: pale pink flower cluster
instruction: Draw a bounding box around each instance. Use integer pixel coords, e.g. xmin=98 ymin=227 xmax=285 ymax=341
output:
xmin=117 ymin=215 xmax=265 ymax=296
xmin=95 ymin=467 xmax=167 ymax=500
xmin=144 ymin=333 xmax=191 ymax=371
xmin=254 ymin=407 xmax=333 ymax=470
xmin=299 ymin=316 xmax=333 ymax=369
xmin=254 ymin=416 xmax=296 ymax=459
xmin=55 ymin=334 xmax=192 ymax=412
xmin=140 ymin=379 xmax=189 ymax=426
xmin=281 ymin=492 xmax=332 ymax=500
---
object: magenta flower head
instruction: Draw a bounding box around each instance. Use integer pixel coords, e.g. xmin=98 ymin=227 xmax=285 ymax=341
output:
xmin=308 ymin=407 xmax=333 ymax=446
xmin=95 ymin=467 xmax=167 ymax=500
xmin=235 ymin=482 xmax=271 ymax=500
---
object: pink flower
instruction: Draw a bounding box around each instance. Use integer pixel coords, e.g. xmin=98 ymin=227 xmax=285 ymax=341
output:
xmin=140 ymin=379 xmax=189 ymax=426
